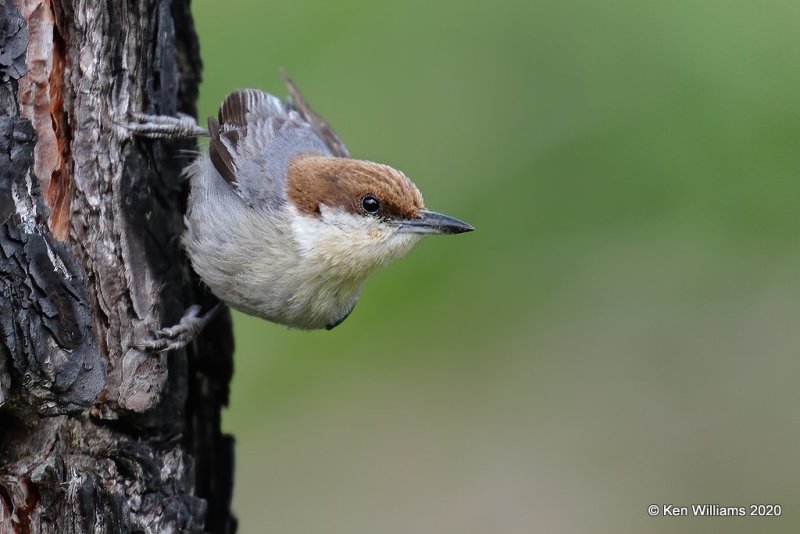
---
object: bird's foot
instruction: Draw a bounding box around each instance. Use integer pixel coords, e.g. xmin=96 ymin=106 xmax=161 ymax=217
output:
xmin=134 ymin=303 xmax=222 ymax=352
xmin=116 ymin=111 xmax=209 ymax=139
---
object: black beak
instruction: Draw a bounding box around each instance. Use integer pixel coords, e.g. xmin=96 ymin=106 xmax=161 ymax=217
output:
xmin=397 ymin=209 xmax=474 ymax=235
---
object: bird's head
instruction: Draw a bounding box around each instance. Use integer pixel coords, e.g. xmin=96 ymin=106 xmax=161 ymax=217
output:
xmin=286 ymin=155 xmax=473 ymax=274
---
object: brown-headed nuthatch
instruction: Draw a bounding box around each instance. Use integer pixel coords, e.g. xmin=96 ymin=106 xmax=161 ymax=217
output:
xmin=128 ymin=73 xmax=472 ymax=349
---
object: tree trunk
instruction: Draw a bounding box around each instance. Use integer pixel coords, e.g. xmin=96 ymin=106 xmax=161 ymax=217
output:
xmin=0 ymin=0 xmax=236 ymax=532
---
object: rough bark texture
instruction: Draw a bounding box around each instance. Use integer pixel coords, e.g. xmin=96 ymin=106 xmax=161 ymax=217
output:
xmin=0 ymin=0 xmax=236 ymax=532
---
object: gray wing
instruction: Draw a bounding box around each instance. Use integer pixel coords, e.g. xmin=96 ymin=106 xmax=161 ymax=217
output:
xmin=208 ymin=88 xmax=340 ymax=209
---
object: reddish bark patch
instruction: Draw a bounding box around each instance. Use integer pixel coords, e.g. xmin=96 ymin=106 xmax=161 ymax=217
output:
xmin=16 ymin=480 xmax=38 ymax=534
xmin=46 ymin=26 xmax=72 ymax=240
xmin=15 ymin=0 xmax=73 ymax=240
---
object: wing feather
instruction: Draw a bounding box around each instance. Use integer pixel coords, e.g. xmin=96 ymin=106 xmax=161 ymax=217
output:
xmin=280 ymin=70 xmax=350 ymax=158
xmin=207 ymin=86 xmax=342 ymax=209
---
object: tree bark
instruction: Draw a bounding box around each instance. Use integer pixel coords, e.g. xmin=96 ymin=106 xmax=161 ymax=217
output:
xmin=0 ymin=0 xmax=236 ymax=532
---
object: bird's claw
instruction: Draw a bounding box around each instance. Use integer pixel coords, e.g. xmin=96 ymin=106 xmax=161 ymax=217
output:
xmin=116 ymin=111 xmax=209 ymax=139
xmin=134 ymin=303 xmax=221 ymax=353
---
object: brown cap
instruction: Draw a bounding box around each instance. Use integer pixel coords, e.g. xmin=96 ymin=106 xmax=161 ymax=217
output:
xmin=287 ymin=155 xmax=425 ymax=220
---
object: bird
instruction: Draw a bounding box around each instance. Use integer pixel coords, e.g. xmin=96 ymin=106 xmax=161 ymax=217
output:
xmin=129 ymin=72 xmax=473 ymax=349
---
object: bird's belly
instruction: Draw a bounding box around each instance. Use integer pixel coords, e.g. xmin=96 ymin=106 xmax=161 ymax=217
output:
xmin=226 ymin=272 xmax=360 ymax=330
xmin=190 ymin=247 xmax=361 ymax=330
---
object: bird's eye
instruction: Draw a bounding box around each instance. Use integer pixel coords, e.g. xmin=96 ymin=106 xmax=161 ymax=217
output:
xmin=361 ymin=195 xmax=381 ymax=214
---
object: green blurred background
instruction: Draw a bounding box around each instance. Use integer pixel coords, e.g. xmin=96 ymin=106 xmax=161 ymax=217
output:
xmin=192 ymin=1 xmax=800 ymax=532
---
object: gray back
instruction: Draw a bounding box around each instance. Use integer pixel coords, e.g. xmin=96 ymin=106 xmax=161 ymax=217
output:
xmin=208 ymin=89 xmax=341 ymax=211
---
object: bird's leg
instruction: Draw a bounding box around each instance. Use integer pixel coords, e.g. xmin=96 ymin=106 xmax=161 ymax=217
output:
xmin=116 ymin=111 xmax=209 ymax=139
xmin=134 ymin=303 xmax=223 ymax=353
xmin=120 ymin=112 xmax=214 ymax=351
